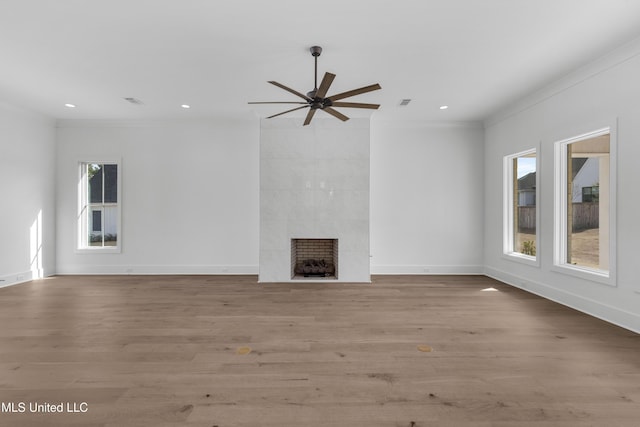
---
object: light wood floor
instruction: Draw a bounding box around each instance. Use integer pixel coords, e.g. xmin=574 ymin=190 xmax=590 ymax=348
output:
xmin=1 ymin=275 xmax=639 ymax=426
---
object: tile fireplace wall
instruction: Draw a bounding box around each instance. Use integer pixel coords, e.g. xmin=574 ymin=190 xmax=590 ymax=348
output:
xmin=259 ymin=118 xmax=370 ymax=282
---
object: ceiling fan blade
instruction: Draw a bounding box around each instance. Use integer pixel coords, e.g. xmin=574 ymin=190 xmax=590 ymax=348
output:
xmin=330 ymin=102 xmax=380 ymax=109
xmin=249 ymin=101 xmax=308 ymax=104
xmin=268 ymin=81 xmax=312 ymax=101
xmin=266 ymin=105 xmax=309 ymax=119
xmin=328 ymin=83 xmax=381 ymax=101
xmin=303 ymin=109 xmax=316 ymax=126
xmin=321 ymin=107 xmax=349 ymax=122
xmin=315 ymin=72 xmax=336 ymax=99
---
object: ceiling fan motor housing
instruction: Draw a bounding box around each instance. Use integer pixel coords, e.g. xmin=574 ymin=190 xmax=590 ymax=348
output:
xmin=310 ymin=46 xmax=322 ymax=57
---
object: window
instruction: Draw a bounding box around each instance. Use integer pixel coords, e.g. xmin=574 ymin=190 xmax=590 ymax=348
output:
xmin=92 ymin=210 xmax=102 ymax=232
xmin=504 ymin=148 xmax=538 ymax=265
xmin=554 ymin=127 xmax=615 ymax=284
xmin=78 ymin=162 xmax=121 ymax=252
xmin=581 ymin=185 xmax=599 ymax=203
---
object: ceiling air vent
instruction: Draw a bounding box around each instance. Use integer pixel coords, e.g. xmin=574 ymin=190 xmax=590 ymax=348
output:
xmin=124 ymin=97 xmax=144 ymax=105
xmin=399 ymin=99 xmax=411 ymax=106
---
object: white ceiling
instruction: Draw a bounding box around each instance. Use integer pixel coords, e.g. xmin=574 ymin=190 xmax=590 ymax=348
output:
xmin=2 ymin=0 xmax=640 ymax=123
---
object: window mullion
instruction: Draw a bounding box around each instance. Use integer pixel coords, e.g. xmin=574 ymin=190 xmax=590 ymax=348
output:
xmin=101 ymin=166 xmax=105 ymax=247
xmin=566 ymin=144 xmax=573 ymax=264
xmin=512 ymin=158 xmax=518 ymax=252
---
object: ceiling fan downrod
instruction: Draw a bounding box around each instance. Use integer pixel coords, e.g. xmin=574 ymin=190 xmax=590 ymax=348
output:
xmin=308 ymin=46 xmax=323 ymax=98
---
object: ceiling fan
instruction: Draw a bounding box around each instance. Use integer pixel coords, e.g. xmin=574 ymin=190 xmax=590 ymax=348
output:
xmin=248 ymin=46 xmax=381 ymax=126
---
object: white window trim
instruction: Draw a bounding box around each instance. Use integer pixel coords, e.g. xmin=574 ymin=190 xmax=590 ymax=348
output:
xmin=76 ymin=159 xmax=122 ymax=254
xmin=552 ymin=125 xmax=616 ymax=286
xmin=503 ymin=146 xmax=540 ymax=267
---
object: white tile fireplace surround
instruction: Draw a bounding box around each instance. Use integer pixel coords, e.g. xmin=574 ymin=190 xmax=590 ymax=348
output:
xmin=259 ymin=118 xmax=370 ymax=282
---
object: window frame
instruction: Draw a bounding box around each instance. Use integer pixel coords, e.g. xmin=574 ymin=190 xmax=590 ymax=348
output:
xmin=76 ymin=160 xmax=122 ymax=254
xmin=503 ymin=146 xmax=540 ymax=267
xmin=553 ymin=125 xmax=616 ymax=286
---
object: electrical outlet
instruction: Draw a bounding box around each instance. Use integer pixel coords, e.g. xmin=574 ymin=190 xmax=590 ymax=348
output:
xmin=17 ymin=275 xmax=24 ymax=281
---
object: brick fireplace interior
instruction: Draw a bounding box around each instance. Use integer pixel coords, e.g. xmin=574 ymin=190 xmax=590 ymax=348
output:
xmin=291 ymin=239 xmax=338 ymax=280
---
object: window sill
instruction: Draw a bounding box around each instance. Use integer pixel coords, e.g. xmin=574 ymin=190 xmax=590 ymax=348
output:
xmin=502 ymin=252 xmax=540 ymax=267
xmin=76 ymin=247 xmax=121 ymax=254
xmin=551 ymin=264 xmax=615 ymax=287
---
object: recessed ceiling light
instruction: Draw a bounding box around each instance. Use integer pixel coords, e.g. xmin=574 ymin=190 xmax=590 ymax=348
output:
xmin=181 ymin=104 xmax=191 ymax=109
xmin=64 ymin=103 xmax=76 ymax=108
xmin=439 ymin=105 xmax=449 ymax=110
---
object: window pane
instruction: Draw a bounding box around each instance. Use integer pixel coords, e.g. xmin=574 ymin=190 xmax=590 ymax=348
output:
xmin=88 ymin=207 xmax=103 ymax=246
xmin=566 ymin=134 xmax=609 ymax=271
xmin=104 ymin=207 xmax=118 ymax=246
xmin=104 ymin=164 xmax=118 ymax=203
xmin=88 ymin=163 xmax=103 ymax=204
xmin=513 ymin=153 xmax=536 ymax=256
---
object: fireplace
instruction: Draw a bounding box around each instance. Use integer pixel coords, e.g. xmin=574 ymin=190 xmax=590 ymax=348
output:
xmin=291 ymin=239 xmax=338 ymax=279
xmin=259 ymin=118 xmax=370 ymax=282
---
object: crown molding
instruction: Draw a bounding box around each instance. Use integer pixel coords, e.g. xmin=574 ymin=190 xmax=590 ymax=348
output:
xmin=56 ymin=115 xmax=258 ymax=129
xmin=371 ymin=118 xmax=484 ymax=130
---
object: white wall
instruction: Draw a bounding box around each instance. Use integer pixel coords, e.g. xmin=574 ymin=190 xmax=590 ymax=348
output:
xmin=484 ymin=39 xmax=640 ymax=333
xmin=55 ymin=116 xmax=484 ymax=279
xmin=370 ymin=120 xmax=485 ymax=274
xmin=56 ymin=118 xmax=259 ymax=274
xmin=0 ymin=103 xmax=56 ymax=286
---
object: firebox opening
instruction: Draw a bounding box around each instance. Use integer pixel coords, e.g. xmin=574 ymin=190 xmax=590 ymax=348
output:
xmin=291 ymin=238 xmax=338 ymax=280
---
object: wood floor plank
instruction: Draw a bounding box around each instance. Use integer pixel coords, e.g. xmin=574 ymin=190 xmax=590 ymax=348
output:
xmin=0 ymin=274 xmax=638 ymax=426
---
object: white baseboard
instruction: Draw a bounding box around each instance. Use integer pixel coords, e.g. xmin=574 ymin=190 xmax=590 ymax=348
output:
xmin=55 ymin=264 xmax=259 ymax=275
xmin=0 ymin=270 xmax=34 ymax=288
xmin=485 ymin=266 xmax=640 ymax=334
xmin=370 ymin=265 xmax=484 ymax=275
